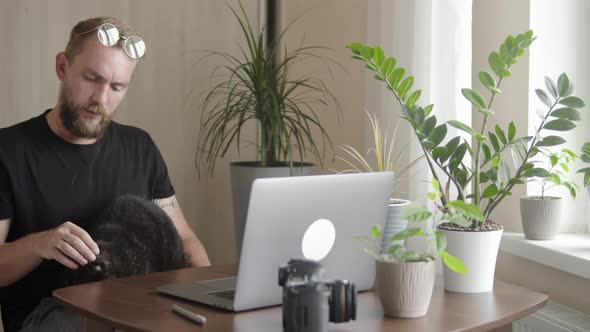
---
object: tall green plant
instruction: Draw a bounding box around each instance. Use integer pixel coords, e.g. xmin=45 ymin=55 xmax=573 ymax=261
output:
xmin=347 ymin=31 xmax=586 ymax=228
xmin=196 ymin=1 xmax=341 ymax=174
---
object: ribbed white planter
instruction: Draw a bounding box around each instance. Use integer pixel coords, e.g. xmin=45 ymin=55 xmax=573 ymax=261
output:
xmin=380 ymin=198 xmax=410 ymax=254
xmin=375 ymin=260 xmax=435 ymax=318
xmin=520 ymin=196 xmax=563 ymax=240
xmin=440 ymin=227 xmax=503 ymax=293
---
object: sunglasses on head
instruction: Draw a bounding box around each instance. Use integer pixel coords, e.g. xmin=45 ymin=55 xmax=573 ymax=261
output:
xmin=72 ymin=23 xmax=146 ymax=59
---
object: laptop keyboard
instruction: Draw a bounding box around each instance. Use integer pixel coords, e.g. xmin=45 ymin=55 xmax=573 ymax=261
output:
xmin=208 ymin=289 xmax=236 ymax=300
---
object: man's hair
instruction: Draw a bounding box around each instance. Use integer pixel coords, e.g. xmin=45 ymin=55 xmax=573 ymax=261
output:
xmin=64 ymin=16 xmax=136 ymax=60
xmin=59 ymin=195 xmax=189 ymax=286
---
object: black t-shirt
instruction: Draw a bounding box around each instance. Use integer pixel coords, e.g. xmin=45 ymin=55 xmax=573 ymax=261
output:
xmin=0 ymin=110 xmax=175 ymax=331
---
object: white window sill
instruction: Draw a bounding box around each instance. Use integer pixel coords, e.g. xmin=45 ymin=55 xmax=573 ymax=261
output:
xmin=500 ymin=232 xmax=590 ymax=280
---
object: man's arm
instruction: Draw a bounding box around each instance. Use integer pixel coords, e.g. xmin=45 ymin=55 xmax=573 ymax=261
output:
xmin=154 ymin=195 xmax=211 ymax=267
xmin=0 ymin=218 xmax=99 ymax=287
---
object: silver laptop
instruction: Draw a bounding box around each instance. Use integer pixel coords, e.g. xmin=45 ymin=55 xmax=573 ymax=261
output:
xmin=156 ymin=172 xmax=394 ymax=311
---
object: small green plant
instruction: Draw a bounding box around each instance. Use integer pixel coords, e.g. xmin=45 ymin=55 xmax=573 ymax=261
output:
xmin=577 ymin=143 xmax=590 ymax=187
xmin=525 ymin=148 xmax=580 ymax=199
xmin=355 ymin=179 xmax=469 ymax=274
xmin=334 ymin=111 xmax=424 ymax=191
xmin=347 ymin=31 xmax=586 ymax=228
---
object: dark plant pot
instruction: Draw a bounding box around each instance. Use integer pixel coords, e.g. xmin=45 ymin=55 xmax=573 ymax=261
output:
xmin=230 ymin=161 xmax=315 ymax=258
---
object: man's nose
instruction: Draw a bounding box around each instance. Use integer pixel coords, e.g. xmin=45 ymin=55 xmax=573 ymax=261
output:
xmin=91 ymin=84 xmax=109 ymax=106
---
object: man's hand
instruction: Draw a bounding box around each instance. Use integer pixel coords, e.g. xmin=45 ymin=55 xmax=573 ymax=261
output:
xmin=34 ymin=222 xmax=100 ymax=269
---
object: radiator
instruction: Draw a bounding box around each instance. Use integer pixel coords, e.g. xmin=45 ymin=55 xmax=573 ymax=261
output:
xmin=513 ymin=301 xmax=590 ymax=332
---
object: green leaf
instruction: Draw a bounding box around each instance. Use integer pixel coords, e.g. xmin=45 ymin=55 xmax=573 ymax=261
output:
xmin=432 ymin=147 xmax=448 ymax=161
xmin=446 ymin=201 xmax=485 ymax=222
xmin=427 ymin=124 xmax=447 ymax=148
xmin=543 ymin=119 xmax=576 ymax=131
xmin=545 ymin=76 xmax=559 ymax=99
xmin=441 ymin=137 xmax=461 ymax=163
xmin=489 ymin=51 xmax=509 ymax=77
xmin=435 ymin=230 xmax=447 ymax=252
xmin=482 ymin=143 xmax=492 ymax=161
xmin=449 ymin=143 xmax=468 ymax=168
xmin=488 ymin=132 xmax=500 ymax=152
xmin=461 ymin=88 xmax=488 ymax=110
xmin=372 ymin=46 xmax=385 ymax=66
xmin=536 ymin=135 xmax=566 ymax=147
xmin=444 ymin=214 xmax=472 ymax=227
xmin=432 ymin=177 xmax=441 ymax=192
xmin=475 ymin=134 xmax=488 ymax=143
xmin=523 ymin=168 xmax=551 ymax=178
xmin=379 ymin=57 xmax=396 ymax=76
xmin=420 ymin=116 xmax=436 ymax=137
xmin=582 ymin=143 xmax=590 ymax=156
xmin=559 ymin=96 xmax=585 ymax=108
xmin=406 ymin=90 xmax=422 ymax=107
xmin=388 ymin=68 xmax=405 ymax=88
xmin=387 ymin=245 xmax=405 ymax=258
xmin=550 ymin=155 xmax=559 ymax=167
xmin=441 ymin=251 xmax=468 ymax=274
xmin=482 ymin=183 xmax=499 ymax=198
xmin=360 ymin=46 xmax=373 ymax=60
xmin=557 ymin=73 xmax=571 ymax=97
xmin=448 ymin=120 xmax=478 ymax=137
xmin=508 ymin=122 xmax=516 ymax=142
xmin=499 ymin=43 xmax=512 ymax=64
xmin=347 ymin=42 xmax=363 ymax=55
xmin=551 ymin=107 xmax=581 ymax=121
xmin=495 ymin=125 xmax=507 ymax=145
xmin=402 ymin=202 xmax=432 ymax=222
xmin=535 ymin=89 xmax=553 ymax=108
xmin=398 ymin=77 xmax=415 ymax=99
xmin=424 ymin=104 xmax=434 ymax=117
xmin=479 ymin=71 xmax=499 ymax=94
xmin=391 ymin=227 xmax=425 ymax=241
xmin=370 ymin=224 xmax=382 ymax=238
xmin=478 ymin=109 xmax=495 ymax=116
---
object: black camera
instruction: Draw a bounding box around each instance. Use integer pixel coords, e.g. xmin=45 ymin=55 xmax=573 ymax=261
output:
xmin=278 ymin=259 xmax=357 ymax=332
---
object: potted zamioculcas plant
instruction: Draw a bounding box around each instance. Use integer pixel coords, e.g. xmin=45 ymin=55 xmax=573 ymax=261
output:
xmin=355 ymin=184 xmax=466 ymax=318
xmin=348 ymin=30 xmax=586 ymax=293
xmin=196 ymin=1 xmax=341 ymax=254
xmin=336 ymin=111 xmax=423 ymax=254
xmin=520 ymin=147 xmax=580 ymax=240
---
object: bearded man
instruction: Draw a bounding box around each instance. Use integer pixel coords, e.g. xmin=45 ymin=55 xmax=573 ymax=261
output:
xmin=0 ymin=17 xmax=210 ymax=332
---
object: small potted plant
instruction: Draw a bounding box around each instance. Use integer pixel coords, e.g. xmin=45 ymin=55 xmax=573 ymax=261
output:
xmin=348 ymin=31 xmax=586 ymax=292
xmin=196 ymin=1 xmax=341 ymax=253
xmin=355 ymin=181 xmax=466 ymax=318
xmin=520 ymin=148 xmax=580 ymax=240
xmin=336 ymin=111 xmax=423 ymax=254
xmin=577 ymin=142 xmax=590 ymax=197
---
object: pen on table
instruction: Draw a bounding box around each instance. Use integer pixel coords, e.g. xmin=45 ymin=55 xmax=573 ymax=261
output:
xmin=172 ymin=304 xmax=207 ymax=325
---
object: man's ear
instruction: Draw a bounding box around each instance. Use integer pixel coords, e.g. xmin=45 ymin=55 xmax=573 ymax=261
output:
xmin=55 ymin=52 xmax=69 ymax=81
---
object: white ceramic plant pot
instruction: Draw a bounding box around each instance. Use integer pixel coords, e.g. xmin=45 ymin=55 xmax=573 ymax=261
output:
xmin=520 ymin=196 xmax=563 ymax=240
xmin=440 ymin=227 xmax=503 ymax=293
xmin=380 ymin=198 xmax=410 ymax=254
xmin=375 ymin=260 xmax=435 ymax=318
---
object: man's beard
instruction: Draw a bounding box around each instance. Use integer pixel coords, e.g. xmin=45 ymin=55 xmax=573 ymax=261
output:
xmin=59 ymin=86 xmax=112 ymax=139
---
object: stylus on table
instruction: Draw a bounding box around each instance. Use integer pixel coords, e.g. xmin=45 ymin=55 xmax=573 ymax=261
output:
xmin=172 ymin=304 xmax=207 ymax=325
